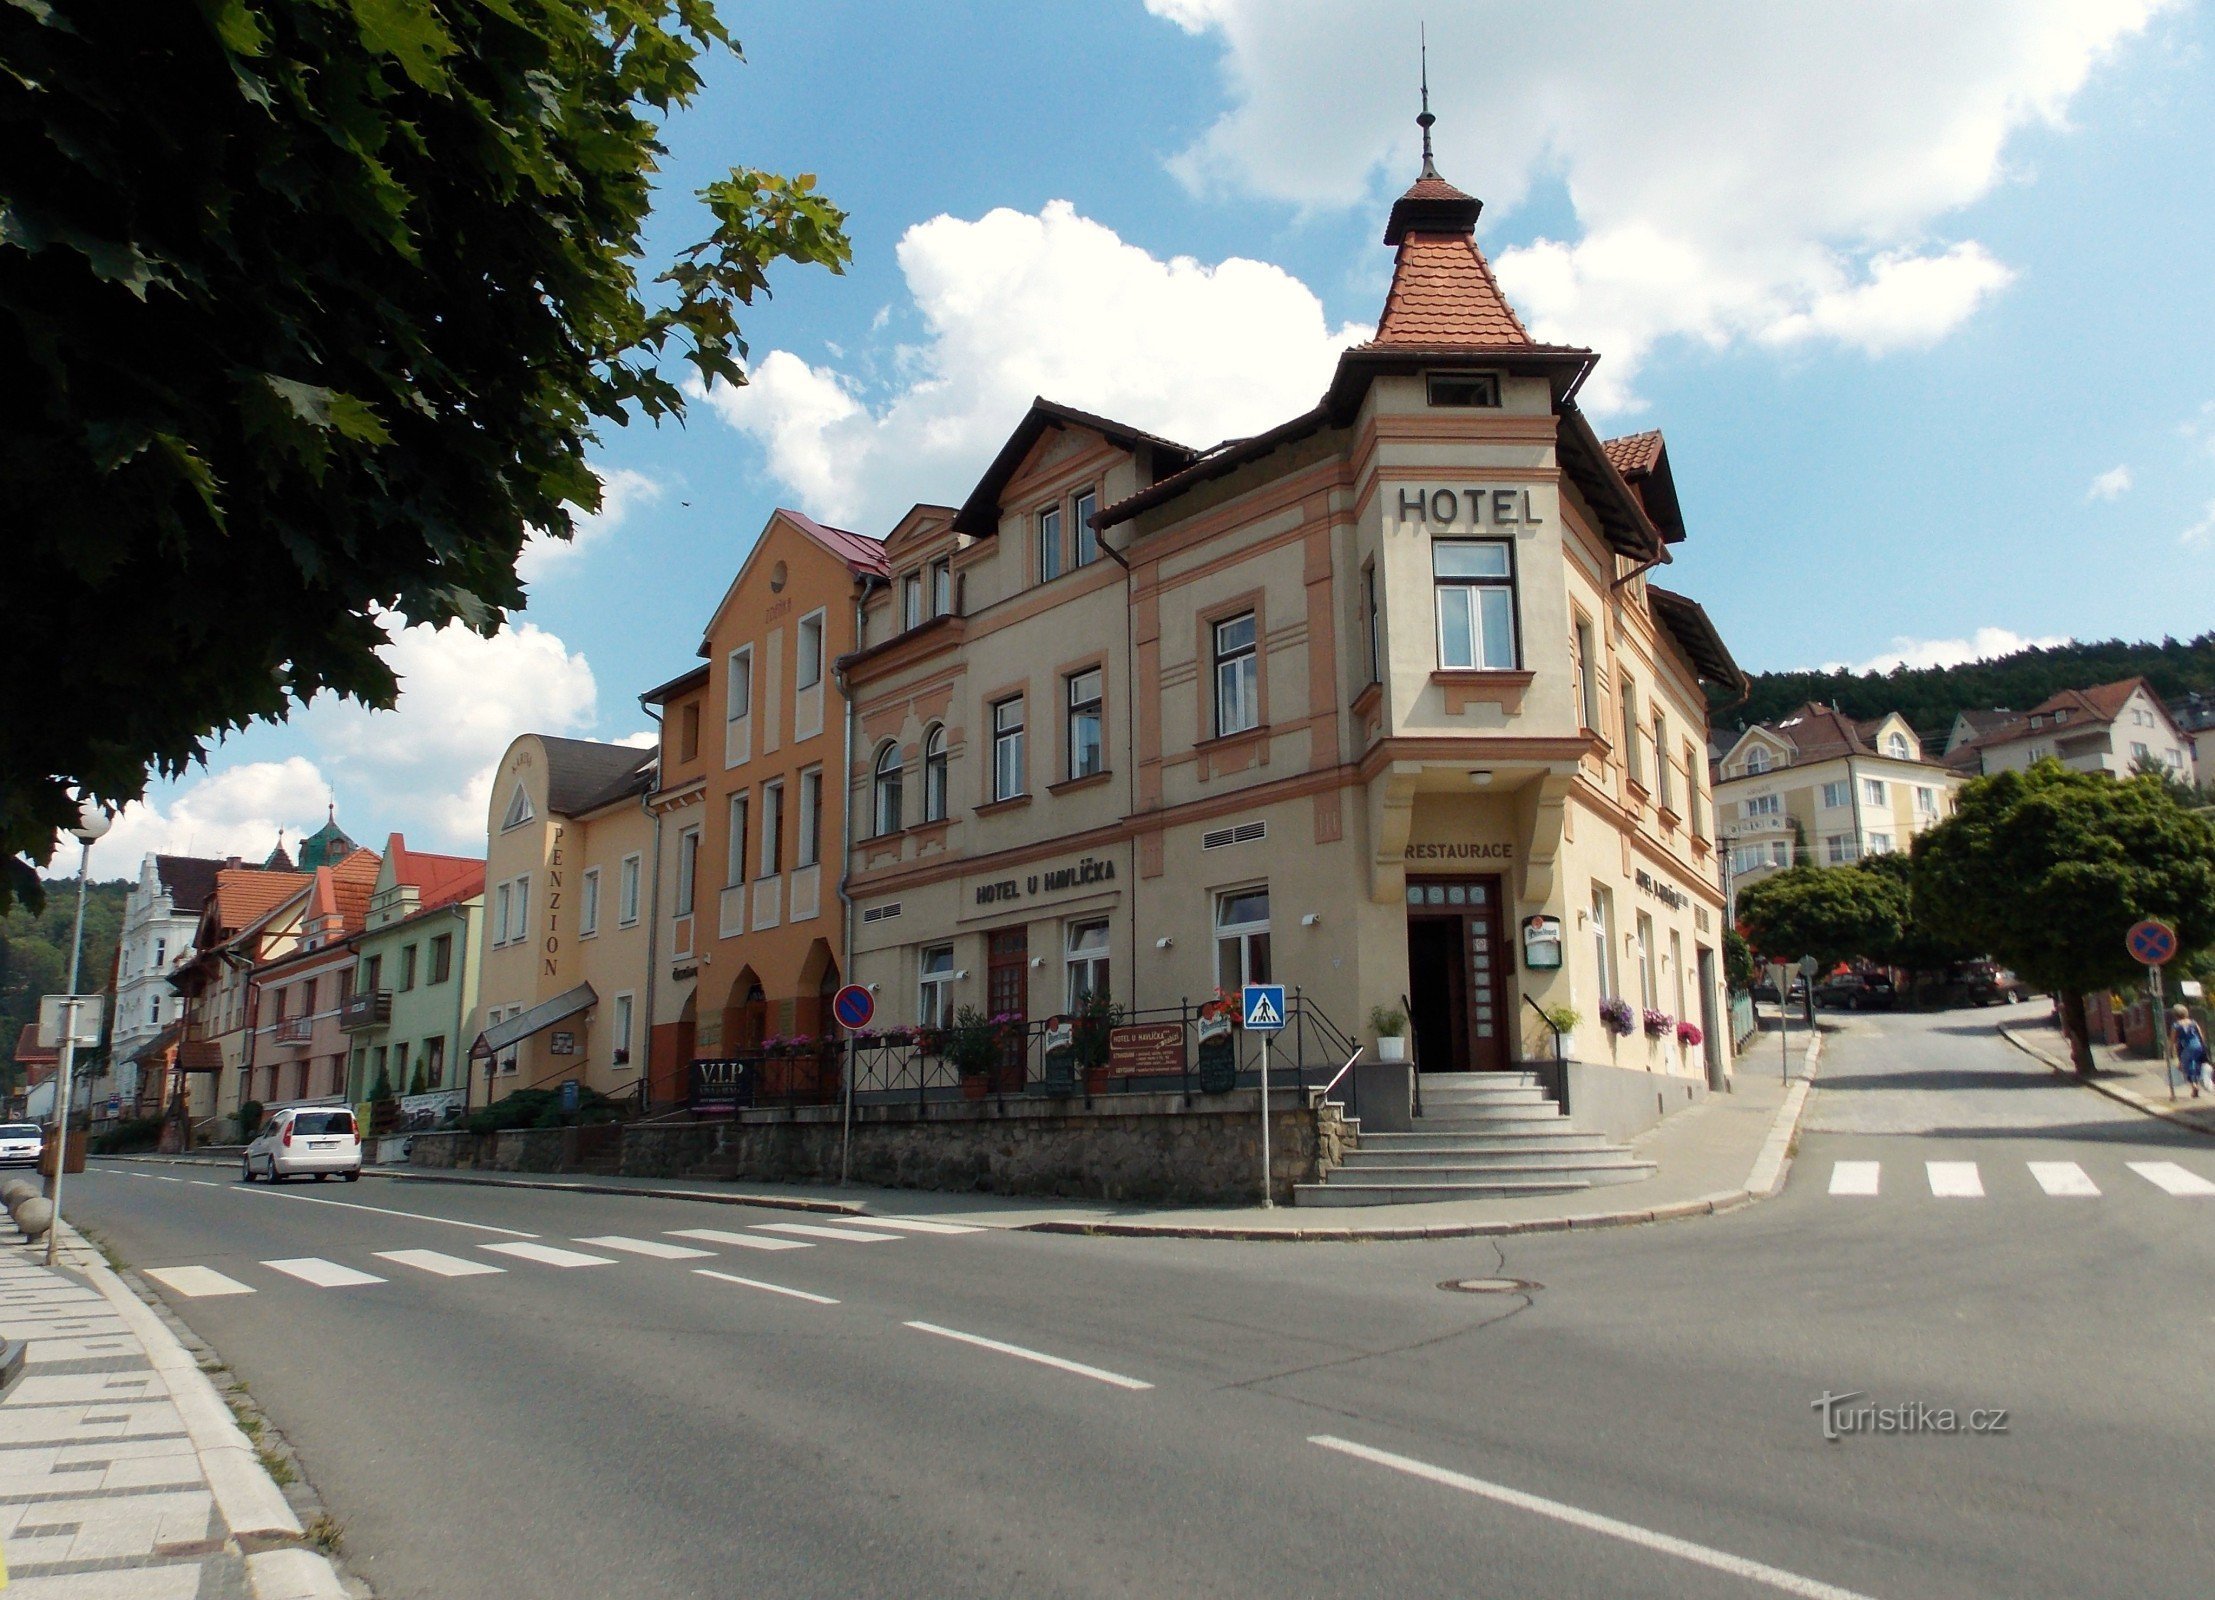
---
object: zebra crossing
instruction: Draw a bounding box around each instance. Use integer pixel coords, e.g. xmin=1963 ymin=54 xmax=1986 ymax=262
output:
xmin=138 ymin=1214 xmax=988 ymax=1298
xmin=1825 ymin=1157 xmax=2215 ymax=1199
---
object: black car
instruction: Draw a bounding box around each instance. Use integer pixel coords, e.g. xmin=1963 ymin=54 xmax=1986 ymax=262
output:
xmin=1963 ymin=964 xmax=2032 ymax=1005
xmin=1816 ymin=973 xmax=1896 ymax=1011
xmin=1751 ymin=974 xmax=1809 ymax=1005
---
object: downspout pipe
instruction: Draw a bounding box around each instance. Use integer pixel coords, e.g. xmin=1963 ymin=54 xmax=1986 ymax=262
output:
xmin=833 ymin=575 xmax=885 ymax=1185
xmin=637 ymin=693 xmax=665 ymax=1112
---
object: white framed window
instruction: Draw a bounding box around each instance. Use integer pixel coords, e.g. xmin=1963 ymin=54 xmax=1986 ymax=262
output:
xmin=760 ymin=781 xmax=784 ymax=875
xmin=501 ymin=782 xmax=534 ymax=831
xmin=902 ymin=574 xmax=923 ymax=631
xmin=1574 ymin=617 xmax=1597 ymax=730
xmin=509 ymin=876 xmax=530 ymax=945
xmin=493 ymin=881 xmax=511 ymax=945
xmin=1885 ymin=732 xmax=1910 ymax=758
xmin=1744 ymin=793 xmax=1780 ymax=818
xmin=1066 ymin=669 xmax=1103 ymax=780
xmin=922 ymin=725 xmax=949 ymax=821
xmin=796 ymin=611 xmax=824 ymax=691
xmin=1213 ymin=613 xmax=1259 ymax=737
xmin=873 ymin=743 xmax=903 ymax=836
xmin=1743 ymin=747 xmax=1769 ymax=775
xmin=675 ymin=827 xmax=699 ymax=919
xmin=992 ymin=697 xmax=1025 ymax=801
xmin=1366 ymin=563 xmax=1384 ymax=687
xmin=918 ymin=944 xmax=955 ymax=1028
xmin=611 ymin=992 xmax=634 ymax=1067
xmin=931 ymin=557 xmax=952 ymax=618
xmin=1073 ymin=489 xmax=1098 ymax=568
xmin=798 ymin=768 xmax=822 ymax=867
xmin=1653 ymin=710 xmax=1673 ymax=809
xmin=1634 ymin=911 xmax=1657 ymax=1011
xmin=2131 ymin=741 xmax=2151 ymax=762
xmin=1820 ymin=781 xmax=1849 ymax=809
xmin=1914 ymin=786 xmax=1937 ymax=816
xmin=1862 ymin=777 xmax=1886 ymax=806
xmin=1214 ymin=886 xmax=1271 ymax=993
xmin=1066 ymin=919 xmax=1110 ymax=1006
xmin=727 ymin=647 xmax=753 ymax=722
xmin=1038 ymin=505 xmax=1064 ymax=581
xmin=1770 ymin=841 xmax=1789 ymax=866
xmin=726 ymin=794 xmax=749 ymax=886
xmin=618 ymin=853 xmax=642 ymax=926
xmin=1827 ymin=835 xmax=1855 ymax=864
xmin=1620 ymin=675 xmax=1642 ymax=787
xmin=580 ymin=868 xmax=601 ymax=937
xmin=1868 ymin=831 xmax=1894 ymax=854
xmin=1432 ymin=540 xmax=1517 ymax=670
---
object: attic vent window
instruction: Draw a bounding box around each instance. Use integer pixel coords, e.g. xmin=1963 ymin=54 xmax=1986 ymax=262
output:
xmin=862 ymin=902 xmax=902 ymax=924
xmin=501 ymin=783 xmax=535 ymax=831
xmin=1427 ymin=372 xmax=1501 ymax=408
xmin=1201 ymin=820 xmax=1268 ymax=851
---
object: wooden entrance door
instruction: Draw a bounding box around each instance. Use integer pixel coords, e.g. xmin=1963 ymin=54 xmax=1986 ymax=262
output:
xmin=1404 ymin=876 xmax=1509 ymax=1071
xmin=986 ymin=927 xmax=1029 ymax=1088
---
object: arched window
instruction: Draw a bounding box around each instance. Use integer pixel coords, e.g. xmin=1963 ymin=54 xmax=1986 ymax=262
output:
xmin=873 ymin=743 xmax=904 ymax=836
xmin=1743 ymin=748 xmax=1768 ymax=775
xmin=922 ymin=725 xmax=949 ymax=822
xmin=1885 ymin=732 xmax=1910 ymax=759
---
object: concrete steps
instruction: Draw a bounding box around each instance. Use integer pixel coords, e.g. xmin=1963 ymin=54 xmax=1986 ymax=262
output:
xmin=1297 ymin=1071 xmax=1655 ymax=1207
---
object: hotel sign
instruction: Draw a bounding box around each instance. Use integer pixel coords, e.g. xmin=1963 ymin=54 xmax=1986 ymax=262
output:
xmin=1394 ymin=486 xmax=1546 ymax=529
xmin=972 ymin=853 xmax=1118 ymax=907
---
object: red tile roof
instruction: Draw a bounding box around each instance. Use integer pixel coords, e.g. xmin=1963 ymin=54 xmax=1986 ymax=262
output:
xmin=209 ymin=867 xmax=312 ymax=935
xmin=12 ymin=1023 xmax=57 ymax=1070
xmin=1369 ymin=233 xmax=1534 ymax=348
xmin=382 ymin=834 xmax=483 ymax=910
xmin=779 ymin=508 xmax=888 ymax=579
xmin=1602 ymin=431 xmax=1664 ymax=476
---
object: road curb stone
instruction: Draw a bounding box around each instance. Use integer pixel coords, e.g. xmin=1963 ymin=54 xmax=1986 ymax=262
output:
xmin=1997 ymin=1024 xmax=2215 ymax=1136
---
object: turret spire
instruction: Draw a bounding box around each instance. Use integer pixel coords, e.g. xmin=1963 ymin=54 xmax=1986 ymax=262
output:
xmin=1418 ymin=26 xmax=1439 ymax=180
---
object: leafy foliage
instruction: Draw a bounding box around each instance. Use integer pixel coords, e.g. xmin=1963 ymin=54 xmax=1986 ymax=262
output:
xmin=1914 ymin=761 xmax=2215 ymax=1070
xmin=1854 ymin=851 xmax=1975 ymax=975
xmin=0 ymin=878 xmax=129 ymax=1092
xmin=3 ymin=0 xmax=849 ymax=906
xmin=1735 ymin=864 xmax=1905 ymax=970
xmin=1718 ymin=634 xmax=2215 ymax=740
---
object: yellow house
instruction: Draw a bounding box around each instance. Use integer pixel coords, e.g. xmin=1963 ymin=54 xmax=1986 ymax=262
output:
xmin=1714 ymin=704 xmax=1960 ymax=887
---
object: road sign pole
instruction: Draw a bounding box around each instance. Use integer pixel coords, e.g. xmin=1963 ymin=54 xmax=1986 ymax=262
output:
xmin=841 ymin=1034 xmax=855 ymax=1185
xmin=1258 ymin=1028 xmax=1273 ymax=1210
xmin=2153 ymin=964 xmax=2173 ymax=1101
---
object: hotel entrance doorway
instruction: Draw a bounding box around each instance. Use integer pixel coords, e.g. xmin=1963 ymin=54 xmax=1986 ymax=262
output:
xmin=1405 ymin=876 xmax=1509 ymax=1072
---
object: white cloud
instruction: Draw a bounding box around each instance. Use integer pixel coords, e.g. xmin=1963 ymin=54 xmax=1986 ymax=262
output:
xmin=2182 ymin=499 xmax=2215 ymax=549
xmin=518 ymin=467 xmax=664 ymax=583
xmin=2183 ymin=401 xmax=2215 ymax=461
xmin=2086 ymin=464 xmax=2133 ymax=501
xmin=701 ymin=200 xmax=1370 ymax=530
xmin=1841 ymin=627 xmax=2072 ymax=675
xmin=1151 ymin=0 xmax=2170 ymax=409
xmin=91 ymin=758 xmax=335 ymax=869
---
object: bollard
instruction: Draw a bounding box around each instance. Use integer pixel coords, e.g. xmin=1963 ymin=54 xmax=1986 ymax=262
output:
xmin=0 ymin=1179 xmax=34 ymax=1208
xmin=13 ymin=1197 xmax=54 ymax=1240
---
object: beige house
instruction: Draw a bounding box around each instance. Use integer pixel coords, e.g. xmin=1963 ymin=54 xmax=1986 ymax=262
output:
xmin=1946 ymin=678 xmax=2194 ymax=782
xmin=467 ymin=736 xmax=655 ymax=1106
xmin=841 ymin=145 xmax=1745 ymax=1087
xmin=1714 ymin=705 xmax=1960 ymax=886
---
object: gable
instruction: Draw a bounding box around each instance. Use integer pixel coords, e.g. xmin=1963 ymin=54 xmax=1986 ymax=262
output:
xmin=1718 ymin=727 xmax=1791 ymax=777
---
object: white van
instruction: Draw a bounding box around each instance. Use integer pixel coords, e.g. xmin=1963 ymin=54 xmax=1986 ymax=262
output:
xmin=243 ymin=1106 xmax=362 ymax=1183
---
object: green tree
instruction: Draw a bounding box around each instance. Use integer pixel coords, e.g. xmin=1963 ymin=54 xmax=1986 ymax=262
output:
xmin=1736 ymin=865 xmax=1905 ymax=973
xmin=1856 ymin=850 xmax=1975 ymax=979
xmin=1913 ymin=761 xmax=2215 ymax=1073
xmin=4 ymin=0 xmax=849 ymax=907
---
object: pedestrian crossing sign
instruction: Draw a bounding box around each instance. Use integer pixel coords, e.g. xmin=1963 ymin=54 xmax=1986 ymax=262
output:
xmin=1242 ymin=984 xmax=1286 ymax=1032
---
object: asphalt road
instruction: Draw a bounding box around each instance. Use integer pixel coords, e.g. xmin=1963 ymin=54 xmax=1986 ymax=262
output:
xmin=63 ymin=1006 xmax=2215 ymax=1600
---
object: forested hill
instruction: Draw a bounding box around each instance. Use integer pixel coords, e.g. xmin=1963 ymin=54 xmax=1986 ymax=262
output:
xmin=1713 ymin=634 xmax=2215 ymax=739
xmin=0 ymin=878 xmax=130 ymax=1088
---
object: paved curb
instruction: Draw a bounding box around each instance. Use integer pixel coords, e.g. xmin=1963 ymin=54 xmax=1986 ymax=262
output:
xmin=1997 ymin=1025 xmax=2215 ymax=1137
xmin=1025 ymin=1032 xmax=1829 ymax=1243
xmin=55 ymin=1224 xmax=352 ymax=1599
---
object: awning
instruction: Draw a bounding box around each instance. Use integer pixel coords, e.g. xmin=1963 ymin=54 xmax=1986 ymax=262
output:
xmin=471 ymin=984 xmax=597 ymax=1060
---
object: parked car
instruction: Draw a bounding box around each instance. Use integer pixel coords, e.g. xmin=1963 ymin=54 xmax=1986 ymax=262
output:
xmin=0 ymin=1124 xmax=44 ymax=1168
xmin=1816 ymin=973 xmax=1897 ymax=1011
xmin=242 ymin=1106 xmax=362 ymax=1183
xmin=1963 ymin=964 xmax=2033 ymax=1006
xmin=1750 ymin=975 xmax=1808 ymax=1005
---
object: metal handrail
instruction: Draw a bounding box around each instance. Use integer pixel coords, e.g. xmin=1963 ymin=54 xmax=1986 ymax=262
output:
xmin=1312 ymin=1047 xmax=1365 ymax=1105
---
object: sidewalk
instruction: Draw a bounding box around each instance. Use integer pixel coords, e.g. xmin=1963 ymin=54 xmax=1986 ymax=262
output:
xmin=115 ymin=1025 xmax=1827 ymax=1240
xmin=1999 ymin=1013 xmax=2215 ymax=1137
xmin=0 ymin=1224 xmax=354 ymax=1599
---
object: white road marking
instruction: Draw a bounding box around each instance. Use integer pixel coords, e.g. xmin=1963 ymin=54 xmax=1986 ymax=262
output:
xmin=903 ymin=1320 xmax=1153 ymax=1391
xmin=235 ymin=1185 xmax=536 ymax=1236
xmin=1311 ymin=1434 xmax=1879 ymax=1600
xmin=1926 ymin=1161 xmax=1984 ymax=1198
xmin=755 ymin=1221 xmax=903 ymax=1243
xmin=188 ymin=1181 xmax=219 ymax=1188
xmin=1827 ymin=1161 xmax=1880 ymax=1196
xmin=2128 ymin=1161 xmax=2215 ymax=1197
xmin=668 ymin=1229 xmax=811 ymax=1252
xmin=375 ymin=1249 xmax=506 ymax=1278
xmin=854 ymin=1217 xmax=986 ymax=1234
xmin=2028 ymin=1161 xmax=2099 ymax=1197
xmin=575 ymin=1235 xmax=715 ymax=1260
xmin=480 ymin=1241 xmax=617 ymax=1269
xmin=694 ymin=1269 xmax=839 ymax=1305
xmin=142 ymin=1267 xmax=255 ymax=1299
xmin=263 ymin=1257 xmax=385 ymax=1289
xmin=154 ymin=1176 xmax=183 ymax=1184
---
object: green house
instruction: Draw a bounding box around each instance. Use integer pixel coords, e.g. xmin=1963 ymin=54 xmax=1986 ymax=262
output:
xmin=343 ymin=835 xmax=485 ymax=1123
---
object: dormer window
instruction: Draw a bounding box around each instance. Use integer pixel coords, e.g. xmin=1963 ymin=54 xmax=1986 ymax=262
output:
xmin=501 ymin=782 xmax=534 ymax=831
xmin=1744 ymin=748 xmax=1769 ymax=775
xmin=2053 ymin=709 xmax=2068 ymax=724
xmin=1427 ymin=371 xmax=1501 ymax=408
xmin=1884 ymin=732 xmax=1910 ymax=759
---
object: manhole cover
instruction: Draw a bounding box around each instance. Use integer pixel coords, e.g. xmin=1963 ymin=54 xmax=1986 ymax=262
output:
xmin=1440 ymin=1277 xmax=1540 ymax=1294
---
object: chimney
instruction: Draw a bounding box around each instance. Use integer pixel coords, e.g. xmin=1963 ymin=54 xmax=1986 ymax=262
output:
xmin=225 ymin=855 xmax=243 ymax=870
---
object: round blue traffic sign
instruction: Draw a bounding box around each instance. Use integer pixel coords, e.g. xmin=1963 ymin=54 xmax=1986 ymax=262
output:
xmin=831 ymin=983 xmax=876 ymax=1031
xmin=2128 ymin=919 xmax=2178 ymax=967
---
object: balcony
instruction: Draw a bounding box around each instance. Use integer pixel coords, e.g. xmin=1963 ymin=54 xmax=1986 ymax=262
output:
xmin=273 ymin=1016 xmax=315 ymax=1047
xmin=340 ymin=989 xmax=393 ymax=1032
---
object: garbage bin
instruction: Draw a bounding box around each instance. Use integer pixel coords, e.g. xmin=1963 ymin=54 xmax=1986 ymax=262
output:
xmin=36 ymin=1130 xmax=87 ymax=1177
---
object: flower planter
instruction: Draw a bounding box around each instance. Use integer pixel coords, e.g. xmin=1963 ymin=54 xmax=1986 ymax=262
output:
xmin=1083 ymin=1064 xmax=1111 ymax=1096
xmin=959 ymin=1073 xmax=990 ymax=1102
xmin=1376 ymin=1034 xmax=1408 ymax=1063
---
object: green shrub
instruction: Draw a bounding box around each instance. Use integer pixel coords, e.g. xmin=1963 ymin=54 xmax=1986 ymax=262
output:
xmin=91 ymin=1117 xmax=163 ymax=1154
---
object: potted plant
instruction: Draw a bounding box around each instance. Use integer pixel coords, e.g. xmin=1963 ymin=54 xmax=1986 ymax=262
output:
xmin=947 ymin=1006 xmax=1003 ymax=1099
xmin=913 ymin=1023 xmax=949 ymax=1061
xmin=1676 ymin=1019 xmax=1704 ymax=1050
xmin=1642 ymin=1008 xmax=1675 ymax=1039
xmin=1368 ymin=1003 xmax=1410 ymax=1063
xmin=1072 ymin=988 xmax=1122 ymax=1094
xmin=1598 ymin=997 xmax=1635 ymax=1039
xmin=1541 ymin=1004 xmax=1581 ymax=1059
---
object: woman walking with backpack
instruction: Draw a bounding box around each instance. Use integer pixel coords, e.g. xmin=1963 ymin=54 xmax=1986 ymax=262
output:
xmin=2171 ymin=1004 xmax=2209 ymax=1098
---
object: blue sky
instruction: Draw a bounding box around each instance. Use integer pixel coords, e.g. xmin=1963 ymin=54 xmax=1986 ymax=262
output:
xmin=84 ymin=0 xmax=2215 ymax=868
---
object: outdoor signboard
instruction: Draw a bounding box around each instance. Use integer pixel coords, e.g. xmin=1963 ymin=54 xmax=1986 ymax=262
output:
xmin=1108 ymin=1022 xmax=1184 ymax=1076
xmin=1195 ymin=1005 xmax=1237 ymax=1093
xmin=688 ymin=1058 xmax=753 ymax=1116
xmin=1521 ymin=915 xmax=1564 ymax=970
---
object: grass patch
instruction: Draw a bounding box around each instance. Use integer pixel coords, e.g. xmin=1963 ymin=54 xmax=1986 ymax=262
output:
xmin=256 ymin=1444 xmax=295 ymax=1486
xmin=305 ymin=1513 xmax=344 ymax=1554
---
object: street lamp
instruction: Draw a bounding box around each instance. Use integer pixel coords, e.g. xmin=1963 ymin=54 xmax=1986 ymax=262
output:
xmin=47 ymin=798 xmax=111 ymax=1267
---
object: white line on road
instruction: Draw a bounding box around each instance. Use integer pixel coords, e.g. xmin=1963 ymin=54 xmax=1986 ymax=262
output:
xmin=480 ymin=1241 xmax=617 ymax=1269
xmin=2128 ymin=1161 xmax=2215 ymax=1197
xmin=154 ymin=1176 xmax=183 ymax=1184
xmin=188 ymin=1181 xmax=219 ymax=1189
xmin=375 ymin=1249 xmax=506 ymax=1279
xmin=755 ymin=1221 xmax=904 ymax=1243
xmin=1310 ymin=1435 xmax=1879 ymax=1600
xmin=1926 ymin=1161 xmax=1984 ymax=1198
xmin=575 ymin=1235 xmax=716 ymax=1260
xmin=903 ymin=1321 xmax=1154 ymax=1391
xmin=668 ymin=1229 xmax=812 ymax=1252
xmin=694 ymin=1269 xmax=839 ymax=1305
xmin=2028 ymin=1161 xmax=2100 ymax=1197
xmin=235 ymin=1185 xmax=537 ymax=1237
xmin=263 ymin=1257 xmax=386 ymax=1289
xmin=143 ymin=1266 xmax=255 ymax=1299
xmin=1828 ymin=1162 xmax=1880 ymax=1196
xmin=854 ymin=1217 xmax=987 ymax=1234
